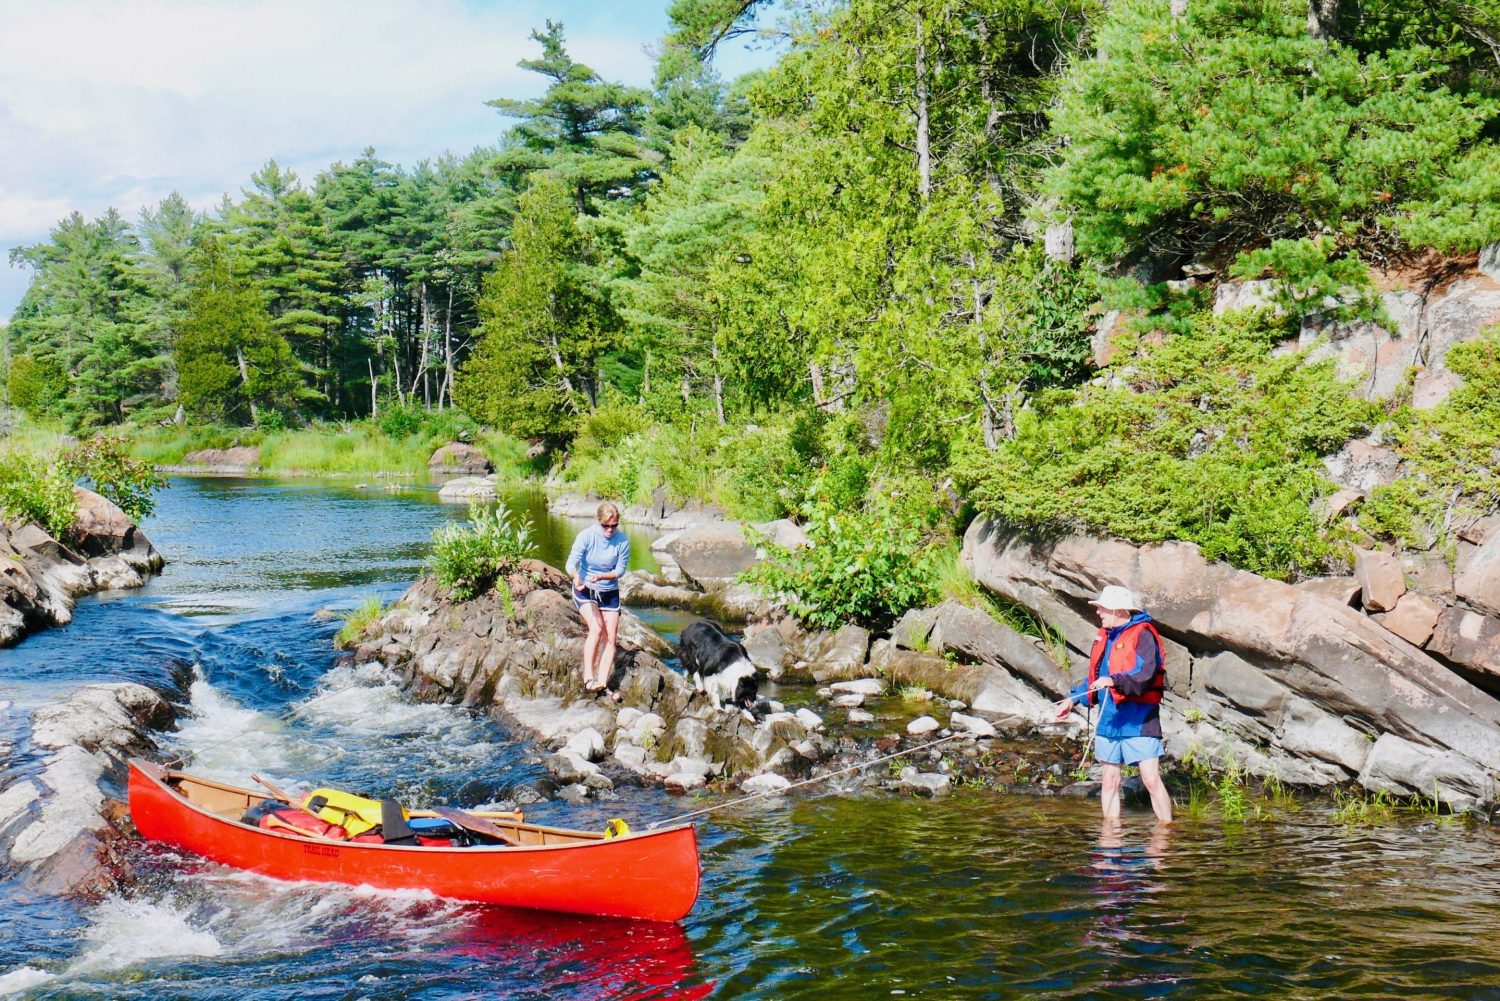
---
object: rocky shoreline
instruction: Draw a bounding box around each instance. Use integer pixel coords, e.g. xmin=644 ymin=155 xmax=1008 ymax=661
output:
xmin=0 ymin=683 xmax=178 ymax=898
xmin=0 ymin=487 xmax=165 ymax=647
xmin=530 ymin=491 xmax=1500 ymax=814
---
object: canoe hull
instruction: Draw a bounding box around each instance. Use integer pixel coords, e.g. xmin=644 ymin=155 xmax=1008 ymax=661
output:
xmin=128 ymin=761 xmax=700 ymax=922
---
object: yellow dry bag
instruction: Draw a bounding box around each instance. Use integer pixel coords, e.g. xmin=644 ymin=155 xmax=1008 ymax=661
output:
xmin=301 ymin=788 xmax=392 ymax=837
xmin=603 ymin=818 xmax=632 ymax=839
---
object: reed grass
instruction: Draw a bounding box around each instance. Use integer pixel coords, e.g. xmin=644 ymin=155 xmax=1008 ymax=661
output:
xmin=334 ymin=596 xmax=386 ymax=648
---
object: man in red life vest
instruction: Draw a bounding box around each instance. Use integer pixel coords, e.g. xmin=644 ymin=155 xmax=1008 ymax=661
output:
xmin=1053 ymin=585 xmax=1174 ymax=823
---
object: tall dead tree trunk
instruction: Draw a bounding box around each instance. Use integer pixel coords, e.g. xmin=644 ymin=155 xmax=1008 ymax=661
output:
xmin=914 ymin=6 xmax=932 ymax=202
xmin=710 ymin=341 xmax=726 ymax=425
xmin=235 ymin=346 xmax=259 ymax=423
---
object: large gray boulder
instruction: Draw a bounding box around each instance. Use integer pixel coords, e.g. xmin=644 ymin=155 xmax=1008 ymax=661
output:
xmin=0 ymin=489 xmax=164 ymax=647
xmin=428 ymin=442 xmax=493 ymax=475
xmin=179 ymin=445 xmax=259 ymax=472
xmin=1456 ymin=532 xmax=1500 ymax=618
xmin=2 ymin=683 xmax=173 ymax=895
xmin=436 ymin=475 xmax=498 ymax=503
xmin=1412 ymin=279 xmax=1500 ymax=409
xmin=964 ymin=516 xmax=1500 ymax=810
xmin=653 ymin=523 xmax=758 ymax=589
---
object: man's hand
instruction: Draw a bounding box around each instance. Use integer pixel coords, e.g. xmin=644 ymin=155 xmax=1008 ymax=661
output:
xmin=1052 ymin=698 xmax=1074 ymax=723
xmin=1091 ymin=676 xmax=1114 ymax=692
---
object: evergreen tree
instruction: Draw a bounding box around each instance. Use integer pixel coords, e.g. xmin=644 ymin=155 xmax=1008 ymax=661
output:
xmin=487 ymin=22 xmax=658 ymax=212
xmin=175 ymin=239 xmax=301 ymax=424
xmin=455 ymin=176 xmax=618 ymax=439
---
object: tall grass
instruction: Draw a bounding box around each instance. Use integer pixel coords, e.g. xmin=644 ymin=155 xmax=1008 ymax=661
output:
xmin=931 ymin=542 xmax=1071 ymax=668
xmin=334 ymin=595 xmax=386 ymax=648
xmin=124 ymin=419 xmax=532 ymax=479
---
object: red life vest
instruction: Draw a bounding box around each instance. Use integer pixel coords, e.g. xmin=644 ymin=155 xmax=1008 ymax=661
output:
xmin=1087 ymin=619 xmax=1166 ymax=706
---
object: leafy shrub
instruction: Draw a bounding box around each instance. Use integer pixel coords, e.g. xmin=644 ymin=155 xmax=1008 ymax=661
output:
xmin=742 ymin=492 xmax=940 ymax=629
xmin=574 ymin=401 xmax=650 ymax=457
xmin=428 ymin=504 xmax=535 ymax=602
xmin=0 ymin=451 xmax=78 ymax=539
xmin=1228 ymin=237 xmax=1379 ymax=324
xmin=1360 ymin=328 xmax=1500 ymax=545
xmin=61 ymin=435 xmax=167 ymax=522
xmin=955 ymin=309 xmax=1375 ymax=579
xmin=6 ymin=355 xmax=67 ymax=416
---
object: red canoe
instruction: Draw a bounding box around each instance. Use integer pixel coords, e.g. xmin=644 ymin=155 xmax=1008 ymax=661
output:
xmin=127 ymin=759 xmax=701 ymax=922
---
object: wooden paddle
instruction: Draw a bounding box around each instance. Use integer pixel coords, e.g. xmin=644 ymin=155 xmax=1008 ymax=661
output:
xmin=426 ymin=805 xmax=522 ymax=846
xmin=250 ymin=774 xmax=357 ymax=843
xmin=261 ymin=814 xmax=347 ymax=844
xmin=251 ymin=773 xmax=331 ymax=825
xmin=408 ymin=808 xmax=524 ymax=822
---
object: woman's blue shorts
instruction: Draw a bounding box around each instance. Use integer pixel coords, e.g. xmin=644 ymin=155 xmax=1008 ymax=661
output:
xmin=1094 ymin=735 xmax=1165 ymax=765
xmin=573 ymin=585 xmax=621 ymax=611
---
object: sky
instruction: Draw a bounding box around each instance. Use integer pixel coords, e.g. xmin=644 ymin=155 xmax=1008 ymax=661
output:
xmin=0 ymin=0 xmax=783 ymax=318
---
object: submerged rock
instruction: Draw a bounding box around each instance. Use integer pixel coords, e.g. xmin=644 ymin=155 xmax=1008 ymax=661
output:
xmin=895 ymin=768 xmax=951 ymax=798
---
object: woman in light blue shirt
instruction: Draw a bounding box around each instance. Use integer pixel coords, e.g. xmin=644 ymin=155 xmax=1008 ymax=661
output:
xmin=565 ymin=501 xmax=631 ymax=700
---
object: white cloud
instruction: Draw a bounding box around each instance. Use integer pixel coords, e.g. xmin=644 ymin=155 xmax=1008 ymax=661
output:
xmin=0 ymin=0 xmax=668 ymax=308
xmin=0 ymin=0 xmax=781 ymax=314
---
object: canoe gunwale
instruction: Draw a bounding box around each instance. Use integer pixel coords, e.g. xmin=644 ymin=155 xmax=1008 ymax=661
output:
xmin=131 ymin=758 xmax=693 ymax=854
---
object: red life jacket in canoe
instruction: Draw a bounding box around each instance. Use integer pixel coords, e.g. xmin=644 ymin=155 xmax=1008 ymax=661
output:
xmin=1087 ymin=619 xmax=1166 ymax=706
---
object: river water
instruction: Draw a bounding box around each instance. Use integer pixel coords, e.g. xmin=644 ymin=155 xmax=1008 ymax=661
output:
xmin=1 ymin=477 xmax=1498 ymax=999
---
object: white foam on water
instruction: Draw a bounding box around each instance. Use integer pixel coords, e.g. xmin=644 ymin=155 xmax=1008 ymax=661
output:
xmin=66 ymin=896 xmax=224 ymax=975
xmin=163 ymin=666 xmax=306 ymax=781
xmin=293 ymin=663 xmax=497 ymax=765
xmin=0 ymin=966 xmax=56 ymax=996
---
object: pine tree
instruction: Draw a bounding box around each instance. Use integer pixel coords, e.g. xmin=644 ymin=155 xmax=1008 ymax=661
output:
xmin=487 ymin=21 xmax=658 ymax=213
xmin=175 ymin=238 xmax=301 ymax=424
xmin=455 ymin=176 xmax=618 ymax=439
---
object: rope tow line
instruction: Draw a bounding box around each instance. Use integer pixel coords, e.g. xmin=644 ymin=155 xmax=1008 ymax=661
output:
xmin=645 ymin=697 xmax=1100 ymax=830
xmin=648 ymin=728 xmax=981 ymax=830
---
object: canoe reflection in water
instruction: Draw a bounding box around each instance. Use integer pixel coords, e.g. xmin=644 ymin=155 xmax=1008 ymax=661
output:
xmin=441 ymin=905 xmax=714 ymax=1001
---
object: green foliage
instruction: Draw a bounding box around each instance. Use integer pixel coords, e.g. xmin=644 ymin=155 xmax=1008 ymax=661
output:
xmin=455 ymin=176 xmax=618 ymax=441
xmin=1361 ymin=329 xmax=1500 ymax=545
xmin=1332 ymin=787 xmax=1398 ymax=825
xmin=428 ymin=503 xmax=536 ymax=602
xmin=0 ymin=451 xmax=78 ymax=539
xmin=5 ymin=355 xmax=67 ymax=416
xmin=742 ymin=492 xmax=940 ymax=630
xmin=1229 ymin=237 xmax=1379 ymax=323
xmin=1048 ymin=0 xmax=1499 ymax=263
xmin=486 ymin=21 xmax=657 ymax=212
xmin=176 ymin=239 xmax=303 ymax=425
xmin=335 ymin=595 xmax=386 ymax=648
xmin=956 ymin=310 xmax=1375 ymax=579
xmin=60 ymin=435 xmax=166 ymax=522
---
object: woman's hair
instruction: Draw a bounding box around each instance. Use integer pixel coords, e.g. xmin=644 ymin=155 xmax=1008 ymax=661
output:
xmin=596 ymin=501 xmax=621 ymax=523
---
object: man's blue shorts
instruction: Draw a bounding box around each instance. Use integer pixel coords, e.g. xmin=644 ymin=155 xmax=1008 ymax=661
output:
xmin=573 ymin=585 xmax=621 ymax=612
xmin=1095 ymin=735 xmax=1165 ymax=765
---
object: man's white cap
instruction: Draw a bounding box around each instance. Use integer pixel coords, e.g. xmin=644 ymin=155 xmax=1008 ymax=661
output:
xmin=1090 ymin=584 xmax=1141 ymax=612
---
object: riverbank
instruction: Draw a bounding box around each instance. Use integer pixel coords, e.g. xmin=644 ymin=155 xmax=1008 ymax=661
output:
xmin=0 ymin=487 xmax=164 ymax=647
xmin=2 ymin=475 xmax=1498 ymax=999
xmin=336 ymin=492 xmax=1500 ymax=818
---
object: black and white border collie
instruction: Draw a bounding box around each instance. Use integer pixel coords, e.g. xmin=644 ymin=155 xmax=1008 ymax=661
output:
xmin=678 ymin=621 xmax=758 ymax=710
